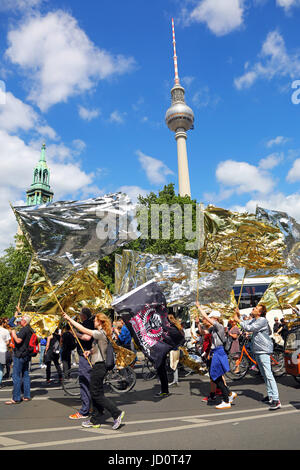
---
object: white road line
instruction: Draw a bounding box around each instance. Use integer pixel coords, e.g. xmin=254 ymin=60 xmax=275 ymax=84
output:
xmin=0 ymin=437 xmax=26 ymax=447
xmin=0 ymin=407 xmax=298 ymax=450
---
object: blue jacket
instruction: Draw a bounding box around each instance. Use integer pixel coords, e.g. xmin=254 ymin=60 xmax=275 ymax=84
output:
xmin=118 ymin=325 xmax=132 ymax=346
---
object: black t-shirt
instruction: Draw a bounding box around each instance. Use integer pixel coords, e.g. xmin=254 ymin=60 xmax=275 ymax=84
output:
xmin=61 ymin=331 xmax=76 ymax=354
xmin=76 ymin=318 xmax=95 ymax=356
xmin=14 ymin=325 xmax=33 ymax=359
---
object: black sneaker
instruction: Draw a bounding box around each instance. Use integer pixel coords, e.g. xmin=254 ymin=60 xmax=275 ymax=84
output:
xmin=262 ymin=396 xmax=272 ymax=404
xmin=269 ymin=400 xmax=281 ymax=410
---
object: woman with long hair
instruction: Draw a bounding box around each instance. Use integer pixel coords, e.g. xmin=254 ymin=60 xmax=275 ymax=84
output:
xmin=62 ymin=311 xmax=125 ymax=430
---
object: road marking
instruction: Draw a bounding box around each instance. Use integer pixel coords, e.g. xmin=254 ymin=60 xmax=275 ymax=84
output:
xmin=0 ymin=407 xmax=298 ymax=450
xmin=0 ymin=437 xmax=26 ymax=447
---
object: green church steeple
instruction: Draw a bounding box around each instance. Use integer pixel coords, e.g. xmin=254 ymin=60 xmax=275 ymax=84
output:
xmin=26 ymin=143 xmax=54 ymax=206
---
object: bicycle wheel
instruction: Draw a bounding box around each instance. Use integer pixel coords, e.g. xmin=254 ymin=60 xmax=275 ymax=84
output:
xmin=107 ymin=367 xmax=136 ymax=393
xmin=271 ymin=350 xmax=285 ymax=377
xmin=142 ymin=359 xmax=157 ymax=381
xmin=62 ymin=369 xmax=80 ymax=397
xmin=226 ymin=353 xmax=249 ymax=380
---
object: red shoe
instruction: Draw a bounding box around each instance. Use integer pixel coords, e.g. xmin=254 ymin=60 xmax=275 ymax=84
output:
xmin=216 ymin=388 xmax=222 ymax=395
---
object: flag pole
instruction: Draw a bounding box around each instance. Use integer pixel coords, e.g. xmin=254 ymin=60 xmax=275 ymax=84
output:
xmin=237 ymin=269 xmax=246 ymax=308
xmin=197 ymin=203 xmax=205 ymax=304
xmin=10 ymin=202 xmax=92 ymax=367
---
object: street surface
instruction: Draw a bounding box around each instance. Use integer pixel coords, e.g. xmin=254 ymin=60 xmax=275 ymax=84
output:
xmin=0 ymin=362 xmax=299 ymax=453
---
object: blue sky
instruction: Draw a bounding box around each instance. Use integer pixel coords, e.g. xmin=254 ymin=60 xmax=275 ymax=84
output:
xmin=1 ymin=0 xmax=300 ymax=253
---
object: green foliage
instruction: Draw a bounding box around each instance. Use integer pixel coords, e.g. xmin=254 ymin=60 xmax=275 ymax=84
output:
xmin=98 ymin=183 xmax=199 ymax=293
xmin=0 ymin=235 xmax=32 ymax=318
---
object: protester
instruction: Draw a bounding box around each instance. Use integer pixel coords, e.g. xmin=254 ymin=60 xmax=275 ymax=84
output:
xmin=63 ymin=311 xmax=125 ymax=430
xmin=277 ymin=318 xmax=288 ymax=344
xmin=168 ymin=314 xmax=185 ymax=387
xmin=39 ymin=336 xmax=47 ymax=368
xmin=114 ymin=318 xmax=132 ymax=350
xmin=44 ymin=328 xmax=63 ymax=384
xmin=0 ymin=318 xmax=11 ymax=388
xmin=196 ymin=303 xmax=237 ymax=409
xmin=5 ymin=312 xmax=34 ymax=404
xmin=68 ymin=308 xmax=95 ymax=420
xmin=61 ymin=324 xmax=76 ymax=378
xmin=233 ymin=305 xmax=281 ymax=410
xmin=273 ymin=317 xmax=281 ymax=334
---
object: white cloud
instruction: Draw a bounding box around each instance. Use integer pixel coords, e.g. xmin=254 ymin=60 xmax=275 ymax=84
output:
xmin=216 ymin=159 xmax=275 ymax=194
xmin=109 ymin=110 xmax=126 ymax=124
xmin=0 ymin=91 xmax=38 ymax=133
xmin=234 ymin=30 xmax=300 ymax=89
xmin=78 ymin=105 xmax=100 ymax=122
xmin=192 ymin=86 xmax=221 ymax=108
xmin=0 ymin=129 xmax=99 ymax=253
xmin=266 ymin=135 xmax=290 ymax=147
xmin=136 ymin=150 xmax=174 ymax=186
xmin=276 ymin=0 xmax=300 ymax=12
xmin=118 ymin=185 xmax=150 ymax=203
xmin=182 ymin=0 xmax=245 ymax=36
xmin=0 ymin=0 xmax=42 ymax=11
xmin=6 ymin=11 xmax=136 ymax=111
xmin=286 ymin=158 xmax=300 ymax=183
xmin=258 ymin=153 xmax=283 ymax=170
xmin=232 ymin=192 xmax=300 ymax=222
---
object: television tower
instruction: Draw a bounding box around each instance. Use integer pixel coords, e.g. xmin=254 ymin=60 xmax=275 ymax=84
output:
xmin=165 ymin=18 xmax=194 ymax=197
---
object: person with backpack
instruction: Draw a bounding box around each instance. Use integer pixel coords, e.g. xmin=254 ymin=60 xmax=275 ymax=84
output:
xmin=62 ymin=311 xmax=125 ymax=430
xmin=196 ymin=303 xmax=237 ymax=410
xmin=44 ymin=328 xmax=63 ymax=384
xmin=5 ymin=313 xmax=35 ymax=404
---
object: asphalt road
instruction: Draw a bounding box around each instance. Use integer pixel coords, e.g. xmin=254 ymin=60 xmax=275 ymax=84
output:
xmin=0 ymin=362 xmax=300 ymax=455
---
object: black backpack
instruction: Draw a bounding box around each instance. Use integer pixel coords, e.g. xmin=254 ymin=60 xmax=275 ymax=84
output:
xmin=105 ymin=340 xmax=116 ymax=371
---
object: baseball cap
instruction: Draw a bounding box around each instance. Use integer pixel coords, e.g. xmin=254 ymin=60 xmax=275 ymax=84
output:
xmin=208 ymin=310 xmax=221 ymax=319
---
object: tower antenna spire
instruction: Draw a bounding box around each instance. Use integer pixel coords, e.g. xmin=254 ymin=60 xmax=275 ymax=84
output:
xmin=172 ymin=18 xmax=180 ymax=86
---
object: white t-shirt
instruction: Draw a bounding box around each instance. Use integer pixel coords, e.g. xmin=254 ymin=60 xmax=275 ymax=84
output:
xmin=0 ymin=327 xmax=11 ymax=364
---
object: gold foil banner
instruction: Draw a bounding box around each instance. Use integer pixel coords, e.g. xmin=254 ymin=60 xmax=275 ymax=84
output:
xmin=111 ymin=340 xmax=137 ymax=368
xmin=25 ymin=312 xmax=60 ymax=337
xmin=26 ymin=267 xmax=112 ymax=315
xmin=258 ymin=274 xmax=300 ymax=311
xmin=198 ymin=206 xmax=286 ymax=274
xmin=115 ymin=250 xmax=236 ymax=308
xmin=189 ymin=290 xmax=238 ymax=320
xmin=178 ymin=347 xmax=208 ymax=375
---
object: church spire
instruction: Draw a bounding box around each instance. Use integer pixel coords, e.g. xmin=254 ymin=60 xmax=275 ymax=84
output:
xmin=26 ymin=143 xmax=54 ymax=206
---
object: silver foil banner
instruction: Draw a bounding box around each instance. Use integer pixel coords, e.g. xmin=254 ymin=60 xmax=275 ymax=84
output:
xmin=13 ymin=193 xmax=139 ymax=285
xmin=115 ymin=250 xmax=236 ymax=308
xmin=247 ymin=206 xmax=300 ymax=278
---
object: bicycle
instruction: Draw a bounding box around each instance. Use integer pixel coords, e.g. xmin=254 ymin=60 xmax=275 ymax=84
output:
xmin=62 ymin=365 xmax=136 ymax=397
xmin=226 ymin=332 xmax=285 ymax=381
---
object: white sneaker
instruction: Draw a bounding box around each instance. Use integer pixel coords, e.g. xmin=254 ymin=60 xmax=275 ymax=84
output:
xmin=215 ymin=401 xmax=231 ymax=410
xmin=229 ymin=392 xmax=237 ymax=403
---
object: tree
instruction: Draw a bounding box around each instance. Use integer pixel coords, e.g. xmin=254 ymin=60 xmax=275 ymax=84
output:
xmin=98 ymin=183 xmax=200 ymax=293
xmin=0 ymin=235 xmax=32 ymax=318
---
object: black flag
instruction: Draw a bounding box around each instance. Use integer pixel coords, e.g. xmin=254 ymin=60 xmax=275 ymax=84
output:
xmin=112 ymin=281 xmax=183 ymax=368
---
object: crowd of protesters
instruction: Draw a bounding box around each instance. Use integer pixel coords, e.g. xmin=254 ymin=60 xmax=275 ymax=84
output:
xmin=0 ymin=301 xmax=294 ymax=428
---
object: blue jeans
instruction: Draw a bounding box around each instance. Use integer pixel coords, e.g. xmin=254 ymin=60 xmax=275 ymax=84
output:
xmin=78 ymin=355 xmax=92 ymax=416
xmin=12 ymin=356 xmax=31 ymax=402
xmin=0 ymin=363 xmax=3 ymax=384
xmin=39 ymin=345 xmax=46 ymax=366
xmin=256 ymin=353 xmax=279 ymax=401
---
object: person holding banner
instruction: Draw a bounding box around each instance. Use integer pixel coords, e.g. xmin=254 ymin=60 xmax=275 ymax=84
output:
xmin=62 ymin=311 xmax=125 ymax=430
xmin=196 ymin=303 xmax=237 ymax=410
